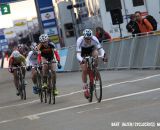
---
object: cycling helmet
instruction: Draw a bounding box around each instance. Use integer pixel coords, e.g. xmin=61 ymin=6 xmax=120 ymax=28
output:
xmin=17 ymin=44 xmax=24 ymax=49
xmin=12 ymin=50 xmax=21 ymax=58
xmin=31 ymin=42 xmax=38 ymax=51
xmin=83 ymin=29 xmax=93 ymax=38
xmin=39 ymin=34 xmax=49 ymax=43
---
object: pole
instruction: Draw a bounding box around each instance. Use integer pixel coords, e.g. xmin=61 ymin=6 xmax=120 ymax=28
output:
xmin=122 ymin=0 xmax=129 ymax=23
xmin=118 ymin=23 xmax=122 ymax=38
xmin=68 ymin=0 xmax=78 ymax=39
xmin=1 ymin=51 xmax=4 ymax=68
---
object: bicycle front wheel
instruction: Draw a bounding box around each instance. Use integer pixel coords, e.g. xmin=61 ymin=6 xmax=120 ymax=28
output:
xmin=94 ymin=70 xmax=102 ymax=102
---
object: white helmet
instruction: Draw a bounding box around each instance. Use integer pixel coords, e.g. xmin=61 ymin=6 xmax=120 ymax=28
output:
xmin=31 ymin=42 xmax=38 ymax=51
xmin=39 ymin=34 xmax=49 ymax=43
xmin=83 ymin=29 xmax=93 ymax=38
xmin=12 ymin=50 xmax=21 ymax=58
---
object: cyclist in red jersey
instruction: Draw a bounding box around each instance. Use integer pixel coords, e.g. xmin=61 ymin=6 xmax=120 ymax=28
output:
xmin=38 ymin=34 xmax=61 ymax=95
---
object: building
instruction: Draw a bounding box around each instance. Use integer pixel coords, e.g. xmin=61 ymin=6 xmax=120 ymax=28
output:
xmin=55 ymin=0 xmax=160 ymax=40
xmin=99 ymin=0 xmax=160 ymax=38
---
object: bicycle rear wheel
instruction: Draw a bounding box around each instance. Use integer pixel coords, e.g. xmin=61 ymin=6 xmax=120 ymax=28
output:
xmin=88 ymin=83 xmax=93 ymax=102
xmin=88 ymin=72 xmax=94 ymax=102
xmin=51 ymin=79 xmax=56 ymax=104
xmin=18 ymin=75 xmax=26 ymax=100
xmin=19 ymin=81 xmax=26 ymax=100
xmin=37 ymin=74 xmax=43 ymax=103
xmin=48 ymin=88 xmax=52 ymax=104
xmin=22 ymin=84 xmax=26 ymax=100
xmin=94 ymin=70 xmax=102 ymax=102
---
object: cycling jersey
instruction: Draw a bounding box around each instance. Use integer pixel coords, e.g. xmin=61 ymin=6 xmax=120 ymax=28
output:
xmin=9 ymin=55 xmax=26 ymax=67
xmin=38 ymin=42 xmax=60 ymax=62
xmin=26 ymin=51 xmax=38 ymax=66
xmin=76 ymin=36 xmax=105 ymax=62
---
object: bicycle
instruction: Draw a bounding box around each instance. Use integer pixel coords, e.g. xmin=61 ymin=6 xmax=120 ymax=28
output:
xmin=42 ymin=61 xmax=57 ymax=104
xmin=31 ymin=65 xmax=43 ymax=103
xmin=13 ymin=66 xmax=26 ymax=100
xmin=84 ymin=56 xmax=102 ymax=102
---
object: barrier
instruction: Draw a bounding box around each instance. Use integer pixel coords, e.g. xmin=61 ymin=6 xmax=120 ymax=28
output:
xmin=1 ymin=33 xmax=160 ymax=71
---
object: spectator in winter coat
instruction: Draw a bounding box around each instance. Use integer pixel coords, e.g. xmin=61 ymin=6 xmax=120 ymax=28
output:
xmin=126 ymin=14 xmax=141 ymax=36
xmin=135 ymin=11 xmax=153 ymax=33
xmin=95 ymin=27 xmax=112 ymax=43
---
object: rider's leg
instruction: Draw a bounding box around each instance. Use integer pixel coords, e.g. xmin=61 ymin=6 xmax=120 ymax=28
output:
xmin=51 ymin=63 xmax=58 ymax=95
xmin=22 ymin=67 xmax=27 ymax=85
xmin=32 ymin=68 xmax=38 ymax=94
xmin=81 ymin=63 xmax=89 ymax=98
xmin=31 ymin=68 xmax=37 ymax=84
xmin=51 ymin=63 xmax=56 ymax=85
xmin=81 ymin=63 xmax=88 ymax=85
xmin=42 ymin=58 xmax=48 ymax=88
xmin=92 ymin=50 xmax=99 ymax=66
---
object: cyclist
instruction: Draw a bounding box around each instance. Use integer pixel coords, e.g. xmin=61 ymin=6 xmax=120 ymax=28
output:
xmin=76 ymin=29 xmax=106 ymax=98
xmin=38 ymin=34 xmax=61 ymax=95
xmin=18 ymin=44 xmax=29 ymax=57
xmin=26 ymin=42 xmax=40 ymax=94
xmin=8 ymin=50 xmax=26 ymax=96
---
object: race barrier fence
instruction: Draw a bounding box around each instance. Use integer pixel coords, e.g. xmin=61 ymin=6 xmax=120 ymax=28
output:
xmin=1 ymin=33 xmax=160 ymax=71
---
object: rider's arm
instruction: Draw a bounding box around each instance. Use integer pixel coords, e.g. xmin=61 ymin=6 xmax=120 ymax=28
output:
xmin=49 ymin=42 xmax=61 ymax=62
xmin=26 ymin=51 xmax=33 ymax=66
xmin=54 ymin=50 xmax=60 ymax=62
xmin=37 ymin=44 xmax=42 ymax=64
xmin=37 ymin=51 xmax=42 ymax=64
xmin=8 ymin=57 xmax=13 ymax=68
xmin=77 ymin=52 xmax=83 ymax=62
xmin=76 ymin=37 xmax=83 ymax=62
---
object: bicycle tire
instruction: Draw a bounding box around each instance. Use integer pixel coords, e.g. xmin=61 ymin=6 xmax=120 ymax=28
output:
xmin=47 ymin=72 xmax=52 ymax=104
xmin=20 ymin=78 xmax=26 ymax=100
xmin=48 ymin=88 xmax=52 ymax=104
xmin=51 ymin=79 xmax=55 ymax=104
xmin=36 ymin=74 xmax=43 ymax=103
xmin=94 ymin=70 xmax=102 ymax=102
xmin=44 ymin=89 xmax=47 ymax=103
xmin=22 ymin=84 xmax=26 ymax=100
xmin=19 ymin=72 xmax=24 ymax=100
xmin=88 ymin=71 xmax=94 ymax=102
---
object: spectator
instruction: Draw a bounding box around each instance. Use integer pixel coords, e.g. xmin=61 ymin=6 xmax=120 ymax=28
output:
xmin=135 ymin=11 xmax=153 ymax=33
xmin=126 ymin=14 xmax=141 ymax=36
xmin=95 ymin=27 xmax=111 ymax=43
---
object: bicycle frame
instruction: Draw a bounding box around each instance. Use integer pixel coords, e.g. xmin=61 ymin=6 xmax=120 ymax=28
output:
xmin=42 ymin=61 xmax=57 ymax=104
xmin=32 ymin=65 xmax=43 ymax=102
xmin=85 ymin=56 xmax=102 ymax=102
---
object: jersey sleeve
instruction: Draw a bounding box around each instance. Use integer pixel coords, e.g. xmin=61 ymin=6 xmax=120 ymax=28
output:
xmin=76 ymin=37 xmax=83 ymax=52
xmin=9 ymin=57 xmax=14 ymax=67
xmin=26 ymin=51 xmax=33 ymax=66
xmin=54 ymin=50 xmax=60 ymax=62
xmin=92 ymin=36 xmax=102 ymax=49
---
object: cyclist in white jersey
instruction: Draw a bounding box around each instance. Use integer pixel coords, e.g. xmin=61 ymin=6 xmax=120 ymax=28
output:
xmin=26 ymin=42 xmax=40 ymax=94
xmin=76 ymin=29 xmax=106 ymax=98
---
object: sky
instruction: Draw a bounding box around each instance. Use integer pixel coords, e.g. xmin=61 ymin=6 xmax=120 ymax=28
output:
xmin=0 ymin=0 xmax=37 ymax=29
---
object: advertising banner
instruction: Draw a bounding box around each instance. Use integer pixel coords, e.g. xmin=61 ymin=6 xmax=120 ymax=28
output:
xmin=36 ymin=0 xmax=60 ymax=45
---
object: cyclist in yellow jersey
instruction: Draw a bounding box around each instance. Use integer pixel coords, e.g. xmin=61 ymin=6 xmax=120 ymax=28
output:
xmin=8 ymin=50 xmax=26 ymax=96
